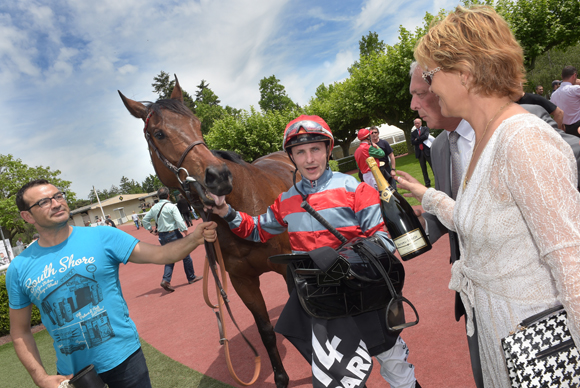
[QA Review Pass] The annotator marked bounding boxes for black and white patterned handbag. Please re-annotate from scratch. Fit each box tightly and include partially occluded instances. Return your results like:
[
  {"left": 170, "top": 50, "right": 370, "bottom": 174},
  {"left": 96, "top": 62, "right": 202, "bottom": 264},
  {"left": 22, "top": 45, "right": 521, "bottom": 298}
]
[{"left": 501, "top": 305, "right": 580, "bottom": 387}]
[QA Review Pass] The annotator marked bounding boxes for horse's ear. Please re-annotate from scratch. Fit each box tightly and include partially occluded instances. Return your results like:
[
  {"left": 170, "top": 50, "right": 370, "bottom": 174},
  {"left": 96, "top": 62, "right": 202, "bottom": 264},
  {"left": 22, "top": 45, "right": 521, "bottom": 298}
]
[
  {"left": 118, "top": 91, "right": 148, "bottom": 120},
  {"left": 170, "top": 74, "right": 184, "bottom": 102}
]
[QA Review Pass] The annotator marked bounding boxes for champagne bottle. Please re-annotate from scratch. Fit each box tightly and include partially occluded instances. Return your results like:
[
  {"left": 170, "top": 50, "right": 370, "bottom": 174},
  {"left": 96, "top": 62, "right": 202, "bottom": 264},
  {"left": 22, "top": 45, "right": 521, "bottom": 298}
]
[{"left": 366, "top": 157, "right": 431, "bottom": 260}]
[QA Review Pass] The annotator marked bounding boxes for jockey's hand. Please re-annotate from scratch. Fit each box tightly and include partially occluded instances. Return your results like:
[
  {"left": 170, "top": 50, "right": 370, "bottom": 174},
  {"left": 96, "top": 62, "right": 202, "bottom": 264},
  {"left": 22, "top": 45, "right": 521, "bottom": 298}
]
[{"left": 204, "top": 199, "right": 229, "bottom": 218}]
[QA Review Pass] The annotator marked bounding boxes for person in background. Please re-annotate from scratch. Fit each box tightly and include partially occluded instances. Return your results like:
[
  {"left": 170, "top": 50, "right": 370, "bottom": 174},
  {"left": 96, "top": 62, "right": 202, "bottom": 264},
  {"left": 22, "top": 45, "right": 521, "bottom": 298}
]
[
  {"left": 142, "top": 187, "right": 203, "bottom": 293},
  {"left": 398, "top": 6, "right": 580, "bottom": 386},
  {"left": 131, "top": 211, "right": 140, "bottom": 230},
  {"left": 516, "top": 90, "right": 564, "bottom": 129},
  {"left": 534, "top": 85, "right": 544, "bottom": 96},
  {"left": 550, "top": 66, "right": 580, "bottom": 138},
  {"left": 354, "top": 127, "right": 384, "bottom": 189},
  {"left": 410, "top": 118, "right": 433, "bottom": 187},
  {"left": 7, "top": 179, "right": 216, "bottom": 388},
  {"left": 369, "top": 126, "right": 397, "bottom": 188},
  {"left": 176, "top": 194, "right": 193, "bottom": 227}
]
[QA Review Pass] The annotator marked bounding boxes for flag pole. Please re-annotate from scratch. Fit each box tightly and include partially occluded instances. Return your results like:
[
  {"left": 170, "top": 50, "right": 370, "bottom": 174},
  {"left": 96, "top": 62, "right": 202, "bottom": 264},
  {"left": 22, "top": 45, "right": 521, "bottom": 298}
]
[{"left": 93, "top": 186, "right": 107, "bottom": 222}]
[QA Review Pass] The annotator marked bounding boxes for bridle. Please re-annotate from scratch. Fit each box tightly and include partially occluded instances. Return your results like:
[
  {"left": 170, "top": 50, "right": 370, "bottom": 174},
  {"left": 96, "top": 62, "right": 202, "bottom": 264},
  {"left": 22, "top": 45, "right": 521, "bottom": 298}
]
[{"left": 143, "top": 110, "right": 207, "bottom": 178}]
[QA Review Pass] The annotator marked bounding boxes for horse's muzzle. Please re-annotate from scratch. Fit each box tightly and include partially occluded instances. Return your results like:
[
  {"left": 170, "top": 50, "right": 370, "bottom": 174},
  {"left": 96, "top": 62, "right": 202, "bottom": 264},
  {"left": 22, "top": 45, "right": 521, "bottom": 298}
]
[{"left": 204, "top": 164, "right": 233, "bottom": 197}]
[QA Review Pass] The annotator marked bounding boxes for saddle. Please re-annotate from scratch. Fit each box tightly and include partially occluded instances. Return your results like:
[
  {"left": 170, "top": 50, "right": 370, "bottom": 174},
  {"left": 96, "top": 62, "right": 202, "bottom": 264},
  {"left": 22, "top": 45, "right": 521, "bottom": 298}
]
[{"left": 270, "top": 235, "right": 417, "bottom": 330}]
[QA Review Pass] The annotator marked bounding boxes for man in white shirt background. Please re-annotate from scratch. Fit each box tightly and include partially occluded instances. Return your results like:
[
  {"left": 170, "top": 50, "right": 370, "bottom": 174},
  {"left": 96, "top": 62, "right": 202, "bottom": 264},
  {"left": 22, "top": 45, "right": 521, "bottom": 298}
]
[{"left": 550, "top": 66, "right": 580, "bottom": 138}]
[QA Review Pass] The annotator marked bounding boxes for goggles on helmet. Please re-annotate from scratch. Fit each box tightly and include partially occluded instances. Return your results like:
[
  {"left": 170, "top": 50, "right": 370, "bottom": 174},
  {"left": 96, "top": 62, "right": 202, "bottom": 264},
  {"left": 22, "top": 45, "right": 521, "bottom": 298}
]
[{"left": 283, "top": 120, "right": 333, "bottom": 149}]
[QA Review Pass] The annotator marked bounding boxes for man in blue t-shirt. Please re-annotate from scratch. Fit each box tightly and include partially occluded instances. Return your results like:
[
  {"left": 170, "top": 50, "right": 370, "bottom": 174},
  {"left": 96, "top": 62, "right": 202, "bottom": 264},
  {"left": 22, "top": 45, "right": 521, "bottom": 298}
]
[{"left": 7, "top": 179, "right": 217, "bottom": 388}]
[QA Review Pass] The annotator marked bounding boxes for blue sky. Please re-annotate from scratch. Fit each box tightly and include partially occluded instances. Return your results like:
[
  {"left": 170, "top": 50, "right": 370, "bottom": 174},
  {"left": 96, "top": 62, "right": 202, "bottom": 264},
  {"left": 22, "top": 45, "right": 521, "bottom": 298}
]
[{"left": 1, "top": 0, "right": 458, "bottom": 199}]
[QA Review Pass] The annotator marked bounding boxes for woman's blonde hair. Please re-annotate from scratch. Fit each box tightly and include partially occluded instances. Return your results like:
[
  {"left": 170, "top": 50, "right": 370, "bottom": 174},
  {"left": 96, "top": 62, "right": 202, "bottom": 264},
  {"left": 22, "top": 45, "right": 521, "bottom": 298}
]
[{"left": 414, "top": 5, "right": 525, "bottom": 100}]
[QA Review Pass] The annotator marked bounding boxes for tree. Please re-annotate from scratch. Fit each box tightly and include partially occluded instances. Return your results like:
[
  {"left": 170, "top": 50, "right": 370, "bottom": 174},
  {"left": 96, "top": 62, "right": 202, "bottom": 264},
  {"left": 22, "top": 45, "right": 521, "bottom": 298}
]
[
  {"left": 0, "top": 154, "right": 76, "bottom": 243},
  {"left": 206, "top": 107, "right": 303, "bottom": 161},
  {"left": 195, "top": 80, "right": 221, "bottom": 106},
  {"left": 119, "top": 176, "right": 142, "bottom": 194},
  {"left": 306, "top": 16, "right": 436, "bottom": 156},
  {"left": 142, "top": 174, "right": 163, "bottom": 193},
  {"left": 526, "top": 42, "right": 580, "bottom": 94},
  {"left": 152, "top": 71, "right": 196, "bottom": 112},
  {"left": 463, "top": 0, "right": 580, "bottom": 71},
  {"left": 258, "top": 75, "right": 297, "bottom": 112},
  {"left": 348, "top": 31, "right": 386, "bottom": 74}
]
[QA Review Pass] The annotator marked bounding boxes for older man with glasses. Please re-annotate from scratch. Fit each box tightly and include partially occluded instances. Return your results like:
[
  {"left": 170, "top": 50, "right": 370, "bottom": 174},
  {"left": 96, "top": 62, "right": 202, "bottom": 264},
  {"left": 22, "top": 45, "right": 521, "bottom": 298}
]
[{"left": 6, "top": 179, "right": 217, "bottom": 388}]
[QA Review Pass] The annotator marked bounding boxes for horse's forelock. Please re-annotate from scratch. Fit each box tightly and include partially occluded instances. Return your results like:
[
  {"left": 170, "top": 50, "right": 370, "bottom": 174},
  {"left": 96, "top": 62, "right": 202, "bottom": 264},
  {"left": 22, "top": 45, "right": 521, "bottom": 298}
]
[{"left": 145, "top": 99, "right": 195, "bottom": 118}]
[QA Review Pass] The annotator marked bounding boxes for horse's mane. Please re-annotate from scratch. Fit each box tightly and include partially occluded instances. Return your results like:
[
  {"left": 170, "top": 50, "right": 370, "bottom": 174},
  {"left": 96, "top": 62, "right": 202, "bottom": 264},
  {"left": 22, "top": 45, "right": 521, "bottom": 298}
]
[
  {"left": 145, "top": 99, "right": 195, "bottom": 118},
  {"left": 211, "top": 150, "right": 246, "bottom": 165}
]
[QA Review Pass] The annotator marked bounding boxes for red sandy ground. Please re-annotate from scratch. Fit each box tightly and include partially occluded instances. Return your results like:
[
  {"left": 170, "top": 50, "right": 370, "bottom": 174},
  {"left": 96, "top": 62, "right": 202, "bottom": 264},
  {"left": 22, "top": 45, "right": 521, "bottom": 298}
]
[{"left": 118, "top": 215, "right": 475, "bottom": 387}]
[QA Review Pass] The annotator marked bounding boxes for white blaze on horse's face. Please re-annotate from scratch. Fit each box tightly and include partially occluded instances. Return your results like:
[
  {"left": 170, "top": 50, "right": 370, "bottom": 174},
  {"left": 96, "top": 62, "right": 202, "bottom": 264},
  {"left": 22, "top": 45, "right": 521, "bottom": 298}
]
[{"left": 291, "top": 142, "right": 328, "bottom": 181}]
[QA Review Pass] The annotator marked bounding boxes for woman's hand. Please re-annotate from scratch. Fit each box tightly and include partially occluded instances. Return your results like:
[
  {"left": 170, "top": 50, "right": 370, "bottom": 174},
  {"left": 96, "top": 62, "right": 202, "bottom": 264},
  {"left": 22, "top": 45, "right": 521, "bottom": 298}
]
[{"left": 395, "top": 170, "right": 429, "bottom": 203}]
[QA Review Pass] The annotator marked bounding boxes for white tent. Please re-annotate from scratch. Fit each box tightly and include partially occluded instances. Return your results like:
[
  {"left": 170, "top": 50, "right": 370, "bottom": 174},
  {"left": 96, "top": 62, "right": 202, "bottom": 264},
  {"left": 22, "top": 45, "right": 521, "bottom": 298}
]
[{"left": 350, "top": 124, "right": 405, "bottom": 146}]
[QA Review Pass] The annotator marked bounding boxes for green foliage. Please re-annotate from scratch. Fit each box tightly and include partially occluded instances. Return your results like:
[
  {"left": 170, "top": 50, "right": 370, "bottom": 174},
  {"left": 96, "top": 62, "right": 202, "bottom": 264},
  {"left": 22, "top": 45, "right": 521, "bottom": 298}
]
[
  {"left": 391, "top": 142, "right": 409, "bottom": 157},
  {"left": 348, "top": 31, "right": 386, "bottom": 73},
  {"left": 258, "top": 75, "right": 297, "bottom": 112},
  {"left": 119, "top": 176, "right": 143, "bottom": 194},
  {"left": 0, "top": 274, "right": 42, "bottom": 336},
  {"left": 194, "top": 80, "right": 226, "bottom": 135},
  {"left": 141, "top": 174, "right": 163, "bottom": 193},
  {"left": 0, "top": 154, "right": 76, "bottom": 243},
  {"left": 335, "top": 156, "right": 358, "bottom": 173},
  {"left": 328, "top": 160, "right": 339, "bottom": 172},
  {"left": 206, "top": 107, "right": 303, "bottom": 161},
  {"left": 152, "top": 71, "right": 196, "bottom": 112},
  {"left": 306, "top": 14, "right": 436, "bottom": 157},
  {"left": 495, "top": 0, "right": 580, "bottom": 71},
  {"left": 526, "top": 42, "right": 580, "bottom": 94}
]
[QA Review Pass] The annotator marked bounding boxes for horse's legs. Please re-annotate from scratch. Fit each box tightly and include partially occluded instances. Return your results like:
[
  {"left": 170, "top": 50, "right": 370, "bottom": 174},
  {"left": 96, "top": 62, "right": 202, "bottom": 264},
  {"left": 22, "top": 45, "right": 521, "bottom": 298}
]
[{"left": 229, "top": 274, "right": 289, "bottom": 388}]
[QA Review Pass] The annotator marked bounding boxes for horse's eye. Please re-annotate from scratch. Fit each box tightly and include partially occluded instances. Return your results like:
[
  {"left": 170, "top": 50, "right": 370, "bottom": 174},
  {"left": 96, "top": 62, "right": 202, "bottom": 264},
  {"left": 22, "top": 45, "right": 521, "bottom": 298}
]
[{"left": 153, "top": 131, "right": 165, "bottom": 140}]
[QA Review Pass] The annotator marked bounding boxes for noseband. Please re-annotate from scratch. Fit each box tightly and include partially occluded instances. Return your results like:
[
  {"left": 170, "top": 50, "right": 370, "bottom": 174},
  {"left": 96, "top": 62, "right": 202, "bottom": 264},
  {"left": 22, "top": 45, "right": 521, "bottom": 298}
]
[{"left": 143, "top": 110, "right": 207, "bottom": 177}]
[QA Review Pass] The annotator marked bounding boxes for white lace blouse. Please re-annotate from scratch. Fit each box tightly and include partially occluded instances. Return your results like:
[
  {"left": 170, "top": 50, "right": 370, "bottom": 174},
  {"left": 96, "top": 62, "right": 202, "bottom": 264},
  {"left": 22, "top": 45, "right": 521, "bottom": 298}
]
[{"left": 422, "top": 113, "right": 580, "bottom": 387}]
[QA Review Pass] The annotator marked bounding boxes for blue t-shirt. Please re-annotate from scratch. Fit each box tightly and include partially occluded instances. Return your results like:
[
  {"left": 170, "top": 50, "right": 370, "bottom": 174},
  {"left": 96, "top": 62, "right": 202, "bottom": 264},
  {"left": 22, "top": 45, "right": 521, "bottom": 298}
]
[{"left": 6, "top": 226, "right": 140, "bottom": 375}]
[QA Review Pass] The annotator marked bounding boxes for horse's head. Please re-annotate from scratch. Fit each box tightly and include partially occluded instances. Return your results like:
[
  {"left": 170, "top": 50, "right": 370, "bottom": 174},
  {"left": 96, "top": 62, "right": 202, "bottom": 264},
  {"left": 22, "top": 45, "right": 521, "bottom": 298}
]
[{"left": 118, "top": 75, "right": 232, "bottom": 206}]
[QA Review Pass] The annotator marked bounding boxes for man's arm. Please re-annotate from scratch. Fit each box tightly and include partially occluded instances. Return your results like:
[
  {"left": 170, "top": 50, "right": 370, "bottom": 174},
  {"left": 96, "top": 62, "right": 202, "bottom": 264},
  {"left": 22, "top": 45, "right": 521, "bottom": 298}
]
[
  {"left": 142, "top": 209, "right": 154, "bottom": 230},
  {"left": 128, "top": 221, "right": 217, "bottom": 264},
  {"left": 10, "top": 306, "right": 72, "bottom": 388},
  {"left": 551, "top": 107, "right": 564, "bottom": 130},
  {"left": 416, "top": 127, "right": 430, "bottom": 142},
  {"left": 389, "top": 152, "right": 396, "bottom": 176}
]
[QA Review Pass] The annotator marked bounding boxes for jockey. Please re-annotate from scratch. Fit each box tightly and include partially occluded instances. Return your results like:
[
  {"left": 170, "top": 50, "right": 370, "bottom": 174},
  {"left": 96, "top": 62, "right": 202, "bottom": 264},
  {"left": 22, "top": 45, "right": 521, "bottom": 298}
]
[{"left": 209, "top": 115, "right": 420, "bottom": 388}]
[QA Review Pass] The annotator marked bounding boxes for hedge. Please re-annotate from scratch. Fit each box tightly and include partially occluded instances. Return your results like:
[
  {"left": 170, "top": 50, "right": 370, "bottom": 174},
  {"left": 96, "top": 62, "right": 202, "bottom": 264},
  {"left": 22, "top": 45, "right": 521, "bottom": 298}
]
[
  {"left": 0, "top": 274, "right": 42, "bottom": 337},
  {"left": 391, "top": 142, "right": 408, "bottom": 157}
]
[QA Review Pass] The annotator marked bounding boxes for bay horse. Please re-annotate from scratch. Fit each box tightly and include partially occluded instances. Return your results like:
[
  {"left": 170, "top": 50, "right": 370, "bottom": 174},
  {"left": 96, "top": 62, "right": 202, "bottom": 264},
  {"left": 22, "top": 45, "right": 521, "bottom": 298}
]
[{"left": 119, "top": 77, "right": 294, "bottom": 387}]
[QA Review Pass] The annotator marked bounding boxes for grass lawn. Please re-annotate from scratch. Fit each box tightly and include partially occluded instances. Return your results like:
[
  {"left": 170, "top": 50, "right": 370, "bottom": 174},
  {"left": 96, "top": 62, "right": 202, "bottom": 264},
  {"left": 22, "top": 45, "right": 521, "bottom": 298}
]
[
  {"left": 0, "top": 330, "right": 232, "bottom": 388},
  {"left": 350, "top": 153, "right": 435, "bottom": 207}
]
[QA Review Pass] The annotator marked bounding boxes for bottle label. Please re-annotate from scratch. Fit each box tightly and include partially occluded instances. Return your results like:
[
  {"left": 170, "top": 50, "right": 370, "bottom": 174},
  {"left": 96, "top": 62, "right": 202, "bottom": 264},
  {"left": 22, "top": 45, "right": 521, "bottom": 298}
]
[
  {"left": 393, "top": 229, "right": 428, "bottom": 256},
  {"left": 380, "top": 188, "right": 393, "bottom": 203}
]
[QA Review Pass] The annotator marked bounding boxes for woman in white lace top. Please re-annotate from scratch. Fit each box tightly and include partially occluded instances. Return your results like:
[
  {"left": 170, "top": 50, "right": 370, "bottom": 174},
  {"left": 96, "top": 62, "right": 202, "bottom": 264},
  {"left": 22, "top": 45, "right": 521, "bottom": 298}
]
[{"left": 397, "top": 5, "right": 580, "bottom": 387}]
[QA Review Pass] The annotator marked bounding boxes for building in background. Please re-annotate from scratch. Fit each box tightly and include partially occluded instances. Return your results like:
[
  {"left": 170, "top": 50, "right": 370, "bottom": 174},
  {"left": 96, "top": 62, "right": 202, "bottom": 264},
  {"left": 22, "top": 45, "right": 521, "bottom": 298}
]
[{"left": 69, "top": 192, "right": 158, "bottom": 227}]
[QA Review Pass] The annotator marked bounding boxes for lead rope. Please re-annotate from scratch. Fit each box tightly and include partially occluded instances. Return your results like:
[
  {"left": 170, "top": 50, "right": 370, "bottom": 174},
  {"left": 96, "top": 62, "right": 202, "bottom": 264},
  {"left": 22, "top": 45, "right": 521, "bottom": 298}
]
[{"left": 179, "top": 178, "right": 260, "bottom": 385}]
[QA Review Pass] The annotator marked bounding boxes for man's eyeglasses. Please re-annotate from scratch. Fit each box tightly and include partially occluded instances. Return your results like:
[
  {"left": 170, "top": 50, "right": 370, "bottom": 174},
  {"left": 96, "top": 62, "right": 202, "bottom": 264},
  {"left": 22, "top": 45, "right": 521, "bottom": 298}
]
[
  {"left": 27, "top": 192, "right": 66, "bottom": 211},
  {"left": 422, "top": 67, "right": 441, "bottom": 86}
]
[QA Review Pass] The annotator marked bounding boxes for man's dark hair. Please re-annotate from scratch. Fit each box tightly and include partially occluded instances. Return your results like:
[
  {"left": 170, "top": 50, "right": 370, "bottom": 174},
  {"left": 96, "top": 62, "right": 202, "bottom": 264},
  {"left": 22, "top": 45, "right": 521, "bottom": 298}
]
[
  {"left": 16, "top": 179, "right": 51, "bottom": 211},
  {"left": 157, "top": 187, "right": 170, "bottom": 199},
  {"left": 535, "top": 85, "right": 543, "bottom": 92},
  {"left": 562, "top": 66, "right": 577, "bottom": 80}
]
